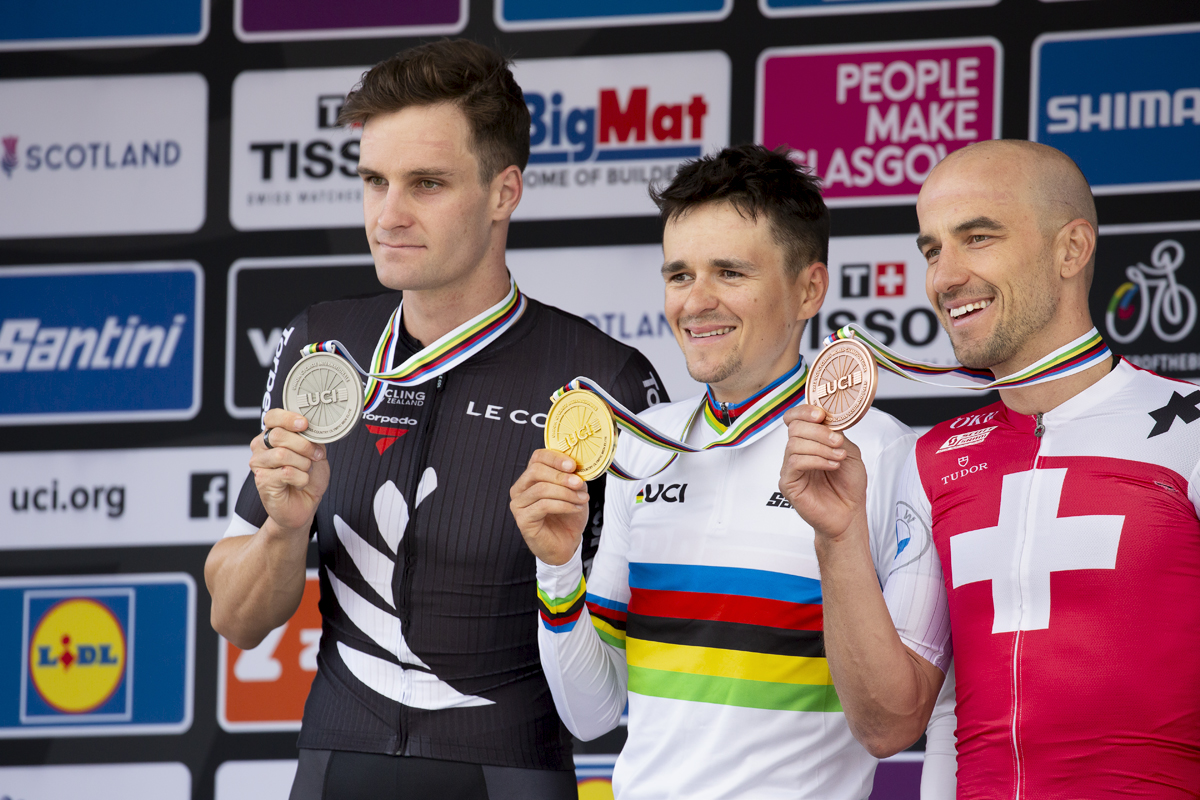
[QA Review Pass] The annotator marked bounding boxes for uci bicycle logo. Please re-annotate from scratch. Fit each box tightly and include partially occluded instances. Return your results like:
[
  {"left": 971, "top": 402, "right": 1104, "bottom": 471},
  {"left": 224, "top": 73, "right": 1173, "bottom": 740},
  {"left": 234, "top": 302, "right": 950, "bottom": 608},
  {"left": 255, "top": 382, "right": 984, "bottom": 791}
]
[
  {"left": 1106, "top": 240, "right": 1197, "bottom": 344},
  {"left": 27, "top": 597, "right": 128, "bottom": 716},
  {"left": 635, "top": 483, "right": 688, "bottom": 504}
]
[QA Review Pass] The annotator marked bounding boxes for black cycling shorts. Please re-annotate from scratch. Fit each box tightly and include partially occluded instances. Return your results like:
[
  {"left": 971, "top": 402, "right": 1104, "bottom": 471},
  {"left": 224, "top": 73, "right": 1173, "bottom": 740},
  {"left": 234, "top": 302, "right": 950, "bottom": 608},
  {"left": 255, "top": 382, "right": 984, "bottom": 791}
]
[{"left": 288, "top": 749, "right": 579, "bottom": 800}]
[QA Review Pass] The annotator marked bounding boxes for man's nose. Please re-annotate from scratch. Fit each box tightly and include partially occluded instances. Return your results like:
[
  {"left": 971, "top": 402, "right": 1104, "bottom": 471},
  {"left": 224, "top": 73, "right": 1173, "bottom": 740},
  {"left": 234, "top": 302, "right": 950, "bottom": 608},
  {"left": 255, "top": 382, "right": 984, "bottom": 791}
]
[
  {"left": 376, "top": 186, "right": 413, "bottom": 230},
  {"left": 929, "top": 246, "right": 970, "bottom": 298},
  {"left": 681, "top": 273, "right": 721, "bottom": 316}
]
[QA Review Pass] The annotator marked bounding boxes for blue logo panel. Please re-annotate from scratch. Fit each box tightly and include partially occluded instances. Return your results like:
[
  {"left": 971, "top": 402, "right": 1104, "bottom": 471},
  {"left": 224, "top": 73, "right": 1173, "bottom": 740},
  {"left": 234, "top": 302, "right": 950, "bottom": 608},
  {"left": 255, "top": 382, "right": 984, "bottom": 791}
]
[
  {"left": 498, "top": 0, "right": 729, "bottom": 30},
  {"left": 0, "top": 263, "right": 203, "bottom": 425},
  {"left": 1033, "top": 25, "right": 1200, "bottom": 193},
  {"left": 0, "top": 0, "right": 207, "bottom": 49},
  {"left": 761, "top": 0, "right": 997, "bottom": 16},
  {"left": 0, "top": 574, "right": 194, "bottom": 738}
]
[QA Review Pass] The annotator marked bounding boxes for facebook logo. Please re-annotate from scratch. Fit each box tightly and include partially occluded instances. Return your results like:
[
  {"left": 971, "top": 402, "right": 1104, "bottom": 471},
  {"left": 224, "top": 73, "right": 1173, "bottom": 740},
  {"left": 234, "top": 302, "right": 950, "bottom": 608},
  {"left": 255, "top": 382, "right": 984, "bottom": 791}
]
[{"left": 189, "top": 473, "right": 229, "bottom": 519}]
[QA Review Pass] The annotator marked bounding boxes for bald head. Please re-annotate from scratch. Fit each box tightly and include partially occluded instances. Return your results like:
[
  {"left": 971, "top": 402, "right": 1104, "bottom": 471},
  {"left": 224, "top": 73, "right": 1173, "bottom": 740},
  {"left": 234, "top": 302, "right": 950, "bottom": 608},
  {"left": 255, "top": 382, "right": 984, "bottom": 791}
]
[{"left": 931, "top": 139, "right": 1097, "bottom": 234}]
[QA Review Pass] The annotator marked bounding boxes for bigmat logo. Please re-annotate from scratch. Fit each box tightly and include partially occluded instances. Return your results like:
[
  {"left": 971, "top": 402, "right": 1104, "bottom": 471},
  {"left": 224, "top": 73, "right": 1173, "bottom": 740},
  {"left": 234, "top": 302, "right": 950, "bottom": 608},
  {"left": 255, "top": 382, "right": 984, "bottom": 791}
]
[
  {"left": 761, "top": 0, "right": 996, "bottom": 17},
  {"left": 236, "top": 0, "right": 465, "bottom": 42},
  {"left": 0, "top": 574, "right": 193, "bottom": 738},
  {"left": 758, "top": 38, "right": 1001, "bottom": 206},
  {"left": 510, "top": 52, "right": 730, "bottom": 220},
  {"left": 496, "top": 0, "right": 730, "bottom": 32},
  {"left": 0, "top": 763, "right": 191, "bottom": 800},
  {"left": 226, "top": 256, "right": 388, "bottom": 418},
  {"left": 0, "top": 74, "right": 207, "bottom": 238},
  {"left": 1092, "top": 221, "right": 1200, "bottom": 380},
  {"left": 574, "top": 755, "right": 616, "bottom": 799},
  {"left": 219, "top": 571, "right": 320, "bottom": 732},
  {"left": 0, "top": 263, "right": 202, "bottom": 425},
  {"left": 1031, "top": 24, "right": 1200, "bottom": 195},
  {"left": 230, "top": 67, "right": 369, "bottom": 231},
  {"left": 0, "top": 0, "right": 207, "bottom": 52}
]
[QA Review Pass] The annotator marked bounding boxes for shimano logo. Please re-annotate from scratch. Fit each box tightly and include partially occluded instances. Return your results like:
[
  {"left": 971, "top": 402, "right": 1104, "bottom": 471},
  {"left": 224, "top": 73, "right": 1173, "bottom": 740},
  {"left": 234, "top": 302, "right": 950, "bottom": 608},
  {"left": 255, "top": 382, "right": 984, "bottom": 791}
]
[
  {"left": 0, "top": 315, "right": 187, "bottom": 373},
  {"left": 1046, "top": 89, "right": 1200, "bottom": 134}
]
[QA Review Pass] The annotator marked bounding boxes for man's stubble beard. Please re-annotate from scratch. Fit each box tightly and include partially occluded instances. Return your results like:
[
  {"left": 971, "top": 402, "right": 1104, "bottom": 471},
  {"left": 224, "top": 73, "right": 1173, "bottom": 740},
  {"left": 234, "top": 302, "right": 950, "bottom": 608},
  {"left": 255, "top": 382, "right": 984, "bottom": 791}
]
[
  {"left": 686, "top": 345, "right": 743, "bottom": 387},
  {"left": 947, "top": 255, "right": 1060, "bottom": 371}
]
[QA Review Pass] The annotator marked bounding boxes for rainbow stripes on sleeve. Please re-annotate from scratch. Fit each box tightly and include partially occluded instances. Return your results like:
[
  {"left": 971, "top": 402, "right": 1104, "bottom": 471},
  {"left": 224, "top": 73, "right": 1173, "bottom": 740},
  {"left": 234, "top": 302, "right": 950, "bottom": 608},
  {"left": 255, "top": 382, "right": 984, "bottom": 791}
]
[
  {"left": 586, "top": 594, "right": 628, "bottom": 649},
  {"left": 624, "top": 563, "right": 842, "bottom": 713},
  {"left": 538, "top": 576, "right": 586, "bottom": 633}
]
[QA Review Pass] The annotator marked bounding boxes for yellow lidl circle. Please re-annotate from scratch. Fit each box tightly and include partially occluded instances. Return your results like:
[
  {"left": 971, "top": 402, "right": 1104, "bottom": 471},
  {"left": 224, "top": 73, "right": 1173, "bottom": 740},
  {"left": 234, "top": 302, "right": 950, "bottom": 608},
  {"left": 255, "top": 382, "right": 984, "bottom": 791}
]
[
  {"left": 577, "top": 778, "right": 615, "bottom": 800},
  {"left": 29, "top": 598, "right": 126, "bottom": 713}
]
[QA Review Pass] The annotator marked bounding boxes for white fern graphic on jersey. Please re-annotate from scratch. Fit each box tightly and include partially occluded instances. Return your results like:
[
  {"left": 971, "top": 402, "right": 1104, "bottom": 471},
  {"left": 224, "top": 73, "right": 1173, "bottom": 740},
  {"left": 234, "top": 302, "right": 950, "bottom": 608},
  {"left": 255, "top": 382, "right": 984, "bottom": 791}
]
[{"left": 331, "top": 467, "right": 492, "bottom": 709}]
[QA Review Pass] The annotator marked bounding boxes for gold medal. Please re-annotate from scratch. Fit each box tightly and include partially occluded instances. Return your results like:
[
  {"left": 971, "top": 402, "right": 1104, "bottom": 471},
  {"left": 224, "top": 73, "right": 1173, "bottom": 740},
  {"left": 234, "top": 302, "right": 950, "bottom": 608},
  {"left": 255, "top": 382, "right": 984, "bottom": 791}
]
[
  {"left": 544, "top": 390, "right": 617, "bottom": 481},
  {"left": 808, "top": 337, "right": 878, "bottom": 431}
]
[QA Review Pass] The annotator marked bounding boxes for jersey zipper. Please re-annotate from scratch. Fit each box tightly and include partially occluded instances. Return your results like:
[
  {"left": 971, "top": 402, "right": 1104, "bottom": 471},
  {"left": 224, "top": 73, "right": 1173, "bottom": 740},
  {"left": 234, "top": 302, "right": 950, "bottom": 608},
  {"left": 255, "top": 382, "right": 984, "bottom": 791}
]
[
  {"left": 1010, "top": 413, "right": 1045, "bottom": 796},
  {"left": 396, "top": 372, "right": 447, "bottom": 755}
]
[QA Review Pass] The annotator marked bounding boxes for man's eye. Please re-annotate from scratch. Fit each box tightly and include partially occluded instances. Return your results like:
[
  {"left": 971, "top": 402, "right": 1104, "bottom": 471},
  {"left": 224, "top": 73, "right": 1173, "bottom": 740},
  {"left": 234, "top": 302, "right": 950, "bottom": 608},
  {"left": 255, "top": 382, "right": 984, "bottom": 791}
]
[
  {"left": 366, "top": 176, "right": 385, "bottom": 187},
  {"left": 926, "top": 248, "right": 940, "bottom": 259},
  {"left": 419, "top": 179, "right": 440, "bottom": 190},
  {"left": 971, "top": 235, "right": 990, "bottom": 243}
]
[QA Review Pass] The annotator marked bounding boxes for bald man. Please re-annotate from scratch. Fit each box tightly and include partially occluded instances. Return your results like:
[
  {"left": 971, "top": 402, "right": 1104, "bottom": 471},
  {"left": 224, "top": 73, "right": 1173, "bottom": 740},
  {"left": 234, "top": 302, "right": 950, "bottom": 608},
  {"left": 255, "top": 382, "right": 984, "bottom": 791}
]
[{"left": 777, "top": 140, "right": 1200, "bottom": 797}]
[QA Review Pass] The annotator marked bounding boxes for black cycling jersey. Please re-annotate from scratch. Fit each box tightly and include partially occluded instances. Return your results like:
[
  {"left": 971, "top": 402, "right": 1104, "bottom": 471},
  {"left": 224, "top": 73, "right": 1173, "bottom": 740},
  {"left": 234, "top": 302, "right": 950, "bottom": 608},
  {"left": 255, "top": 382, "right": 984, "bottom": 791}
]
[{"left": 232, "top": 292, "right": 666, "bottom": 771}]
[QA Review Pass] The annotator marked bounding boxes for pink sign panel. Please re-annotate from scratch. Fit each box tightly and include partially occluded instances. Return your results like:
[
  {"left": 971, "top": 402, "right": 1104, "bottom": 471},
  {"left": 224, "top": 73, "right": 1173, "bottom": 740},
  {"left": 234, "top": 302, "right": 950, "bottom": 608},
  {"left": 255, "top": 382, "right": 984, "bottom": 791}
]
[{"left": 757, "top": 38, "right": 1002, "bottom": 206}]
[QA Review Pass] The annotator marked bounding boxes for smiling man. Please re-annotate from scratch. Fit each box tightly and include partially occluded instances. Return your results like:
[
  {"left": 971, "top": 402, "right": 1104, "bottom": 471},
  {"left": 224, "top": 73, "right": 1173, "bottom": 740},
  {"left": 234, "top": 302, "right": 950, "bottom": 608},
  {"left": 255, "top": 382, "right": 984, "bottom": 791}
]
[
  {"left": 780, "top": 139, "right": 1200, "bottom": 797},
  {"left": 509, "top": 145, "right": 917, "bottom": 799},
  {"left": 204, "top": 40, "right": 665, "bottom": 800}
]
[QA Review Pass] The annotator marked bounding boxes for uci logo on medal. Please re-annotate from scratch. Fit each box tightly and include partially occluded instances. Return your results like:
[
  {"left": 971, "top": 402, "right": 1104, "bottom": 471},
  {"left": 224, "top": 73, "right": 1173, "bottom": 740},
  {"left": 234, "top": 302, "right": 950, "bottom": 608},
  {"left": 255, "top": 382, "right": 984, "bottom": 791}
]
[{"left": 22, "top": 591, "right": 133, "bottom": 722}]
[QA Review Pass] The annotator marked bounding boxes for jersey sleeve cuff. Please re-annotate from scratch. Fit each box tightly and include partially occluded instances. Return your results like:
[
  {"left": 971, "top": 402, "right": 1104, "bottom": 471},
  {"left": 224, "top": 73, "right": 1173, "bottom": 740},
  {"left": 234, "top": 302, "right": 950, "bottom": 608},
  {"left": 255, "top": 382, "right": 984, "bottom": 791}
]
[
  {"left": 899, "top": 634, "right": 953, "bottom": 674},
  {"left": 222, "top": 513, "right": 259, "bottom": 539},
  {"left": 536, "top": 545, "right": 586, "bottom": 634}
]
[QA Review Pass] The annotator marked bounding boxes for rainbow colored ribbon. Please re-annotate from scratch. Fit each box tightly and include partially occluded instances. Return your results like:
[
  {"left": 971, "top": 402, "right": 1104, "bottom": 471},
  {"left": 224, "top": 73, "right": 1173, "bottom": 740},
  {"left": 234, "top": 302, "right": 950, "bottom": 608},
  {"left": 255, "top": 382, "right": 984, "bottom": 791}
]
[
  {"left": 824, "top": 325, "right": 1111, "bottom": 391},
  {"left": 302, "top": 279, "right": 527, "bottom": 415},
  {"left": 553, "top": 359, "right": 808, "bottom": 481}
]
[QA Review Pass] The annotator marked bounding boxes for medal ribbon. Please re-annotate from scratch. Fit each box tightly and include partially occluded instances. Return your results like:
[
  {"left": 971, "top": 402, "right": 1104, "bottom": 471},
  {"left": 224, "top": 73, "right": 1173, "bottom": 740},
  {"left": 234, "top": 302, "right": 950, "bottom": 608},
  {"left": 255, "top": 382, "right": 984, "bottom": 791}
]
[
  {"left": 302, "top": 279, "right": 527, "bottom": 414},
  {"left": 824, "top": 324, "right": 1111, "bottom": 391},
  {"left": 555, "top": 359, "right": 808, "bottom": 481}
]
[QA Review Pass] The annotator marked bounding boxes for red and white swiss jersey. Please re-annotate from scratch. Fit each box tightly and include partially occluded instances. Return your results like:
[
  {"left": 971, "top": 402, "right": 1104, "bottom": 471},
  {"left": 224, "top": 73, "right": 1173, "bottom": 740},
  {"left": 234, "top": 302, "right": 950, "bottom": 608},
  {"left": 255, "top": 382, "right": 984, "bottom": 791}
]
[{"left": 884, "top": 359, "right": 1200, "bottom": 798}]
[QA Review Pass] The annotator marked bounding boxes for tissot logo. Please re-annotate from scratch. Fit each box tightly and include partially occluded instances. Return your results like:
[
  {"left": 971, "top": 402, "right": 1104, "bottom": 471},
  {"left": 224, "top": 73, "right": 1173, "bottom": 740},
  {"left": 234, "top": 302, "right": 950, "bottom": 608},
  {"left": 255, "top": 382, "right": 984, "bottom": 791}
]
[
  {"left": 634, "top": 483, "right": 688, "bottom": 503},
  {"left": 840, "top": 262, "right": 907, "bottom": 298},
  {"left": 2, "top": 136, "right": 17, "bottom": 178},
  {"left": 765, "top": 491, "right": 792, "bottom": 508},
  {"left": 317, "top": 95, "right": 345, "bottom": 129},
  {"left": 190, "top": 473, "right": 229, "bottom": 519}
]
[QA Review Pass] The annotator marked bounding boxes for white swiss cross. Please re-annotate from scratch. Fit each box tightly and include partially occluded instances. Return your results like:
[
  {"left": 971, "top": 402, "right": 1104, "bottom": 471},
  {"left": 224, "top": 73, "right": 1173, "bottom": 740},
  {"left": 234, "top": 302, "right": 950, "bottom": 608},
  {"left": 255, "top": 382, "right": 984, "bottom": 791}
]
[
  {"left": 875, "top": 262, "right": 906, "bottom": 296},
  {"left": 949, "top": 467, "right": 1124, "bottom": 633}
]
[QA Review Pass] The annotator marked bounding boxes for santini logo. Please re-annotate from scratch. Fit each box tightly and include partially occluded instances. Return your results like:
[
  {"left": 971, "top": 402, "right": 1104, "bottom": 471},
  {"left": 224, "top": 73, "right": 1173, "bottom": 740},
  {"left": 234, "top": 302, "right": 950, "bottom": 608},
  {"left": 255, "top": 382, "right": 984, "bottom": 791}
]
[
  {"left": 635, "top": 483, "right": 688, "bottom": 504},
  {"left": 765, "top": 491, "right": 793, "bottom": 509},
  {"left": 0, "top": 315, "right": 188, "bottom": 373}
]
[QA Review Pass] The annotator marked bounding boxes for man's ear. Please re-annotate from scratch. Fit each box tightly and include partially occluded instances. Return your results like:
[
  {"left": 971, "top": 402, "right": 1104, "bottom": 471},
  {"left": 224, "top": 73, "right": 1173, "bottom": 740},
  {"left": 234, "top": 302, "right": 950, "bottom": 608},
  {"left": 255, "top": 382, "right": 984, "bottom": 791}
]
[
  {"left": 1058, "top": 218, "right": 1096, "bottom": 280},
  {"left": 798, "top": 262, "right": 830, "bottom": 320},
  {"left": 492, "top": 165, "right": 523, "bottom": 221}
]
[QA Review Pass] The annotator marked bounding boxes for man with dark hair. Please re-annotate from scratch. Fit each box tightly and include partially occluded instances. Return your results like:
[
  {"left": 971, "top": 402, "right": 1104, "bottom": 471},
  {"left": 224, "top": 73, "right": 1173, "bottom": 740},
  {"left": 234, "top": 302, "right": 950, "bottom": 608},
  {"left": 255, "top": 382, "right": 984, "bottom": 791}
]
[
  {"left": 205, "top": 39, "right": 666, "bottom": 800},
  {"left": 508, "top": 144, "right": 916, "bottom": 799}
]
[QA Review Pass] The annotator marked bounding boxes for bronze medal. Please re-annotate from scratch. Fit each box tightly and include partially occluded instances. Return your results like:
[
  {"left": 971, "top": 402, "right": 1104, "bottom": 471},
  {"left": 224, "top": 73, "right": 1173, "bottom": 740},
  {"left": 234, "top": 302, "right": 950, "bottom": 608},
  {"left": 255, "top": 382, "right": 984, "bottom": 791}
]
[
  {"left": 807, "top": 337, "right": 878, "bottom": 431},
  {"left": 544, "top": 390, "right": 618, "bottom": 481},
  {"left": 281, "top": 351, "right": 364, "bottom": 443}
]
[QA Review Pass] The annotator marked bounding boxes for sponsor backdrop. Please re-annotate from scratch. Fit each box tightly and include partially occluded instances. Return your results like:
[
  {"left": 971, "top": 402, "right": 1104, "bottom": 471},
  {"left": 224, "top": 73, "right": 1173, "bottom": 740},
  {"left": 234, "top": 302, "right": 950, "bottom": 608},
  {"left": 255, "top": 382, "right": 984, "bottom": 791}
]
[{"left": 0, "top": 1, "right": 1196, "bottom": 798}]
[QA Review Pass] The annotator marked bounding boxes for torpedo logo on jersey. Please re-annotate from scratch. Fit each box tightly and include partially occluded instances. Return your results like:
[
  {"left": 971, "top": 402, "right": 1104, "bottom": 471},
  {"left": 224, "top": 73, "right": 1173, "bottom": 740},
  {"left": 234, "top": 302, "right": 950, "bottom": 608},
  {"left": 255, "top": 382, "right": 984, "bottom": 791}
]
[
  {"left": 510, "top": 52, "right": 731, "bottom": 220},
  {"left": 0, "top": 263, "right": 202, "bottom": 425}
]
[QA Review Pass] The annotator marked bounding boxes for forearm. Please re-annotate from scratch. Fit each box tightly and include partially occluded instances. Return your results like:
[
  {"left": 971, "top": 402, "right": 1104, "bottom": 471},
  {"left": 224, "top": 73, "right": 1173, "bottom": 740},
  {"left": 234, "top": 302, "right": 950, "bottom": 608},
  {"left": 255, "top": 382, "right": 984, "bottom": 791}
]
[
  {"left": 817, "top": 518, "right": 942, "bottom": 757},
  {"left": 204, "top": 516, "right": 311, "bottom": 649},
  {"left": 536, "top": 550, "right": 628, "bottom": 741}
]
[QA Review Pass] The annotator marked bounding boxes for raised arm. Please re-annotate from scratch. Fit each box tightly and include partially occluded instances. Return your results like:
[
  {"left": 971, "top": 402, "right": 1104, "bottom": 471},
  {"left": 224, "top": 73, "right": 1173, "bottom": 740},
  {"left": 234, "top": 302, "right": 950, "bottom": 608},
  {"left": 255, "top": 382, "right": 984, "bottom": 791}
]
[
  {"left": 511, "top": 449, "right": 630, "bottom": 740},
  {"left": 204, "top": 408, "right": 329, "bottom": 650},
  {"left": 778, "top": 404, "right": 946, "bottom": 757}
]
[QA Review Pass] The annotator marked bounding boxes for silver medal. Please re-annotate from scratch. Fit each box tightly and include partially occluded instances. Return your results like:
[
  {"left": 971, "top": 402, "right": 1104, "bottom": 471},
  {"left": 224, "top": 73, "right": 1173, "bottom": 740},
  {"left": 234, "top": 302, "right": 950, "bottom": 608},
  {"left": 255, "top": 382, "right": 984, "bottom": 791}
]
[{"left": 281, "top": 352, "right": 364, "bottom": 443}]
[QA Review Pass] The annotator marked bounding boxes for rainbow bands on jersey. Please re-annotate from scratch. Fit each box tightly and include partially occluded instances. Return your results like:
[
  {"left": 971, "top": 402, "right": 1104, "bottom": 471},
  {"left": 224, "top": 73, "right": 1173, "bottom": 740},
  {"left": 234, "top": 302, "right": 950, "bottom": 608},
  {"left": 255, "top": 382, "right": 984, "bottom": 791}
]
[
  {"left": 824, "top": 324, "right": 1111, "bottom": 391},
  {"left": 302, "top": 279, "right": 527, "bottom": 415},
  {"left": 554, "top": 359, "right": 807, "bottom": 481}
]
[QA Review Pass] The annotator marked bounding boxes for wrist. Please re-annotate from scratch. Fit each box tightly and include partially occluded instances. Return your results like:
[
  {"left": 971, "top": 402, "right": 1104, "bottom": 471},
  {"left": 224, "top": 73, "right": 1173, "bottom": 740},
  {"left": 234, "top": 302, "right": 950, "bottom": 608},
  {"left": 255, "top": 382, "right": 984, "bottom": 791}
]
[{"left": 536, "top": 543, "right": 584, "bottom": 590}]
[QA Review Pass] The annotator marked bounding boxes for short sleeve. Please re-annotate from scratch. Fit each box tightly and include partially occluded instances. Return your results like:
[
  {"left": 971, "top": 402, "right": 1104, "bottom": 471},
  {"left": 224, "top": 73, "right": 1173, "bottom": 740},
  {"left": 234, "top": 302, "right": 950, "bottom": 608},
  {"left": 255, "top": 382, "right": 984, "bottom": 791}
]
[{"left": 882, "top": 445, "right": 952, "bottom": 672}]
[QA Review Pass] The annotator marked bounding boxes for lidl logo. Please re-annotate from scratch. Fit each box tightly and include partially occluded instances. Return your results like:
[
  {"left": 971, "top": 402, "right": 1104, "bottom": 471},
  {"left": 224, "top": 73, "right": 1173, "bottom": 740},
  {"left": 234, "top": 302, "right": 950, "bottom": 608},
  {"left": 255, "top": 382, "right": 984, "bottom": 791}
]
[
  {"left": 0, "top": 574, "right": 194, "bottom": 737},
  {"left": 27, "top": 595, "right": 130, "bottom": 719}
]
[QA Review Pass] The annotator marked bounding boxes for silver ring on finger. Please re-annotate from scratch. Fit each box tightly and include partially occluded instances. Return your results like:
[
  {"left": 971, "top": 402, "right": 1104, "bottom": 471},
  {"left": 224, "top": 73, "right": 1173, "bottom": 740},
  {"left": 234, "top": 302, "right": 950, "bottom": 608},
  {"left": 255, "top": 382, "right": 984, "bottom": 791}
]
[{"left": 263, "top": 428, "right": 275, "bottom": 449}]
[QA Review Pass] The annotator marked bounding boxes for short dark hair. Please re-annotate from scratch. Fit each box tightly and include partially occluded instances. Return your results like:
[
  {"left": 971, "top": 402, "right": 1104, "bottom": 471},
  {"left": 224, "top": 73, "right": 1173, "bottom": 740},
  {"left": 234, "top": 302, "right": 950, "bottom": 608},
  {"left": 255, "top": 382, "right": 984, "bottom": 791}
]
[
  {"left": 651, "top": 144, "right": 830, "bottom": 277},
  {"left": 338, "top": 39, "right": 530, "bottom": 184}
]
